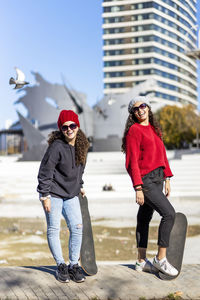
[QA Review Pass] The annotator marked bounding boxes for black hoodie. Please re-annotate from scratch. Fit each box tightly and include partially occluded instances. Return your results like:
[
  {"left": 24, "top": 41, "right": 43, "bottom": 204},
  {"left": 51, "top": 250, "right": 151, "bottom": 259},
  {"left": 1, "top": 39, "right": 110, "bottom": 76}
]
[{"left": 37, "top": 139, "right": 84, "bottom": 199}]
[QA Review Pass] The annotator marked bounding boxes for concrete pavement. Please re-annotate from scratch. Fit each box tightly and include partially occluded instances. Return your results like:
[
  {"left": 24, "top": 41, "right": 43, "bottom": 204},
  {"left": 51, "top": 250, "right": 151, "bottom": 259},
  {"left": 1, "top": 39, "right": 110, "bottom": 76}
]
[
  {"left": 0, "top": 264, "right": 200, "bottom": 300},
  {"left": 0, "top": 153, "right": 200, "bottom": 299}
]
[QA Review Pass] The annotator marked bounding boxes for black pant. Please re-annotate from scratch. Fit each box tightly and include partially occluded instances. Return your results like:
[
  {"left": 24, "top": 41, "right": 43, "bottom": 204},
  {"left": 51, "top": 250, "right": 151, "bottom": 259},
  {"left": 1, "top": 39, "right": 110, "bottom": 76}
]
[{"left": 136, "top": 167, "right": 175, "bottom": 248}]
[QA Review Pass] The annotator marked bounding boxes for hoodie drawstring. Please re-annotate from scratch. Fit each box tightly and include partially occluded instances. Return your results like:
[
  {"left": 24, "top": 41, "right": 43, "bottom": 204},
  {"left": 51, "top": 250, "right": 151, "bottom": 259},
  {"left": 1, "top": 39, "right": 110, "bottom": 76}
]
[{"left": 69, "top": 144, "right": 75, "bottom": 169}]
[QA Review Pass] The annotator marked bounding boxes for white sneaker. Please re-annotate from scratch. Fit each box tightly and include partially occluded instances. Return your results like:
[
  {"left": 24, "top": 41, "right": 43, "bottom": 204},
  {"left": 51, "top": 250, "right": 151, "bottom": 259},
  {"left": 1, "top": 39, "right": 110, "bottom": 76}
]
[
  {"left": 153, "top": 256, "right": 178, "bottom": 276},
  {"left": 135, "top": 258, "right": 157, "bottom": 273}
]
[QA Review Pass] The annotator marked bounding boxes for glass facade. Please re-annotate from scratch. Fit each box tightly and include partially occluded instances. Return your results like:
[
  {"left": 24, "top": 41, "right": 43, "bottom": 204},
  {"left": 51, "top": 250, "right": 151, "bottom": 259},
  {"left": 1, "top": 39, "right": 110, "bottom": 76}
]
[{"left": 102, "top": 0, "right": 198, "bottom": 107}]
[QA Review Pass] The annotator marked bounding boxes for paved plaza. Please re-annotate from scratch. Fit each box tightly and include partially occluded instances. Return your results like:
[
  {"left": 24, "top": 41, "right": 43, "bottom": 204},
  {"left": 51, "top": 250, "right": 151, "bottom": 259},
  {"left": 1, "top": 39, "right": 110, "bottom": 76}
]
[
  {"left": 0, "top": 152, "right": 200, "bottom": 299},
  {"left": 0, "top": 264, "right": 200, "bottom": 300}
]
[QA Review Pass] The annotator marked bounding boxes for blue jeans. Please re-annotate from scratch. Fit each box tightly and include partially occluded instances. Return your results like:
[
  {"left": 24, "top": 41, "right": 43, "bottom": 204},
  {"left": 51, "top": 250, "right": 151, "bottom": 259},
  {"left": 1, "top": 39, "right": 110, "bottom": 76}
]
[{"left": 44, "top": 196, "right": 83, "bottom": 266}]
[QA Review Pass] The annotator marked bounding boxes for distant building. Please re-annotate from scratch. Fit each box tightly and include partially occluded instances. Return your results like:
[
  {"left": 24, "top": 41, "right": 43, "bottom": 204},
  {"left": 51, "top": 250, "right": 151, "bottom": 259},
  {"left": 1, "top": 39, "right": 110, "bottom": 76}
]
[
  {"left": 102, "top": 0, "right": 198, "bottom": 108},
  {"left": 0, "top": 122, "right": 26, "bottom": 155}
]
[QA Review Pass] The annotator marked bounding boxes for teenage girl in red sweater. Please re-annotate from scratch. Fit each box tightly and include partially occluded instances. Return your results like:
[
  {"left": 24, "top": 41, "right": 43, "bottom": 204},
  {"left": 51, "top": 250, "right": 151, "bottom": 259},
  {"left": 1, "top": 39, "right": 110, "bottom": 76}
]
[{"left": 122, "top": 96, "right": 178, "bottom": 276}]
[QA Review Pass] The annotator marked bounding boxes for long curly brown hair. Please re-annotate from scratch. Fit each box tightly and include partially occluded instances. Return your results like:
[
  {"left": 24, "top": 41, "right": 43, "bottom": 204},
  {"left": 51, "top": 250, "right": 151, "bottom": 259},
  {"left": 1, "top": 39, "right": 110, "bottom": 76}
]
[
  {"left": 48, "top": 129, "right": 90, "bottom": 165},
  {"left": 121, "top": 105, "right": 162, "bottom": 153}
]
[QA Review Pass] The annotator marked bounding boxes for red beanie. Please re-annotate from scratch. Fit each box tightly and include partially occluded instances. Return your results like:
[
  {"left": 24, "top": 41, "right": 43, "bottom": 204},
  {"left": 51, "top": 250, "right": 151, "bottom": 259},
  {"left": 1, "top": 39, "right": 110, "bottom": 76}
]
[{"left": 57, "top": 110, "right": 80, "bottom": 129}]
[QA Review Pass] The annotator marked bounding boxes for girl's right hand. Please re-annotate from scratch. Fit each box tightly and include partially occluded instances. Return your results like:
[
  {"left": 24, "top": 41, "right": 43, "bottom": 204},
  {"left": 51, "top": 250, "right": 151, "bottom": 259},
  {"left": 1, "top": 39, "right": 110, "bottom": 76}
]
[
  {"left": 135, "top": 190, "right": 144, "bottom": 206},
  {"left": 42, "top": 198, "right": 51, "bottom": 212}
]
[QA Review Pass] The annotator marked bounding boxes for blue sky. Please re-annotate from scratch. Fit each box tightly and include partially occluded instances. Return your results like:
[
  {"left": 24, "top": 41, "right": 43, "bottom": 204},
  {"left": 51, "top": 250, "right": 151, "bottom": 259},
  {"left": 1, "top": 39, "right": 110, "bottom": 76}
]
[
  {"left": 0, "top": 0, "right": 199, "bottom": 129},
  {"left": 0, "top": 0, "right": 102, "bottom": 129}
]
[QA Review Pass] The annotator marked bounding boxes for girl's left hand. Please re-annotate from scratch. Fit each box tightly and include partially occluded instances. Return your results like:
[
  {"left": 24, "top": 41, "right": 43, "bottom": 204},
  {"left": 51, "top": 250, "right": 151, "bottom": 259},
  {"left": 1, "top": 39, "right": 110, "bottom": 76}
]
[
  {"left": 165, "top": 180, "right": 171, "bottom": 198},
  {"left": 80, "top": 188, "right": 86, "bottom": 197}
]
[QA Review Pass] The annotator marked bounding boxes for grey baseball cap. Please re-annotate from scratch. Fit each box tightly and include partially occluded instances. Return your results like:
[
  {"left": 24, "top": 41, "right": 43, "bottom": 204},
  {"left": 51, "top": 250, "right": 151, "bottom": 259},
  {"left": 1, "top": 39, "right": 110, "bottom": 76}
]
[{"left": 128, "top": 96, "right": 150, "bottom": 113}]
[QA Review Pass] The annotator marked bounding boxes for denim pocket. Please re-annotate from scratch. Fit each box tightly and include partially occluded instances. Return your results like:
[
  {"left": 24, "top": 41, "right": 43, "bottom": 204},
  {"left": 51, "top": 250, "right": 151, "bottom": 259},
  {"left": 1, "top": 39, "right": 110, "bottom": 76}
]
[
  {"left": 142, "top": 176, "right": 152, "bottom": 192},
  {"left": 142, "top": 167, "right": 164, "bottom": 190},
  {"left": 142, "top": 176, "right": 151, "bottom": 185},
  {"left": 151, "top": 168, "right": 164, "bottom": 183}
]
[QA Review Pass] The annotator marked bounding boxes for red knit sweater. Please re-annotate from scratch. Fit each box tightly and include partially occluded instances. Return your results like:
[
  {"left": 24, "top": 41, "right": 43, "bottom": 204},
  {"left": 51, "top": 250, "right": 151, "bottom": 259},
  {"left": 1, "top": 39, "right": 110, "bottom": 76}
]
[{"left": 125, "top": 123, "right": 173, "bottom": 187}]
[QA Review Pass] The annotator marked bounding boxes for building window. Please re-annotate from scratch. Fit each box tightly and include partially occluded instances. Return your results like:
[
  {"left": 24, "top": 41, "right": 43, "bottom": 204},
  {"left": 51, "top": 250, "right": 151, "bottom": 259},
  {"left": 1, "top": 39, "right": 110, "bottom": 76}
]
[
  {"left": 155, "top": 92, "right": 178, "bottom": 101},
  {"left": 103, "top": 17, "right": 125, "bottom": 24},
  {"left": 104, "top": 71, "right": 125, "bottom": 77},
  {"left": 104, "top": 83, "right": 125, "bottom": 89}
]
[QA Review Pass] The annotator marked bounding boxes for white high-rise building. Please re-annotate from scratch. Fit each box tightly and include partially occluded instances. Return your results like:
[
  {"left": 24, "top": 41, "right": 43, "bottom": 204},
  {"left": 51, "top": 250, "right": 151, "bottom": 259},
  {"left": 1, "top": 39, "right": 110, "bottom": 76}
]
[{"left": 102, "top": 0, "right": 198, "bottom": 107}]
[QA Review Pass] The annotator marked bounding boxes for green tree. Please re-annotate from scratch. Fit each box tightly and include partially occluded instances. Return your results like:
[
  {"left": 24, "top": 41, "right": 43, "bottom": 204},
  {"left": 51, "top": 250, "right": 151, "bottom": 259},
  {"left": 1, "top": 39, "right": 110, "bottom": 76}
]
[{"left": 156, "top": 104, "right": 200, "bottom": 149}]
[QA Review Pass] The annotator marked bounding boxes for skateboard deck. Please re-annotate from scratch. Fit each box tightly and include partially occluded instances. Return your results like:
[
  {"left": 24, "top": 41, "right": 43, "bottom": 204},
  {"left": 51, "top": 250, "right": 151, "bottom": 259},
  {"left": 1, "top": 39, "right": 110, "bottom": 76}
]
[
  {"left": 159, "top": 212, "right": 187, "bottom": 280},
  {"left": 79, "top": 194, "right": 98, "bottom": 276}
]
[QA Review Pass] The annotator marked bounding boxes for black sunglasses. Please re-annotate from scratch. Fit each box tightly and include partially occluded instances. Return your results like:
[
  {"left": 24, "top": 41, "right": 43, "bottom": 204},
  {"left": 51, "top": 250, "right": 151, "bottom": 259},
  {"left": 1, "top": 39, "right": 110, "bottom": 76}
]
[
  {"left": 132, "top": 103, "right": 147, "bottom": 113},
  {"left": 61, "top": 123, "right": 77, "bottom": 131}
]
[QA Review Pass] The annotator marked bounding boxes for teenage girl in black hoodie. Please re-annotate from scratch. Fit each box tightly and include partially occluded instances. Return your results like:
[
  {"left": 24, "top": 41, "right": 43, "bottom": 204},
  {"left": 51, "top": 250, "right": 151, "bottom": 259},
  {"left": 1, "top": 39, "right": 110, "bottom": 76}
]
[{"left": 37, "top": 110, "right": 89, "bottom": 283}]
